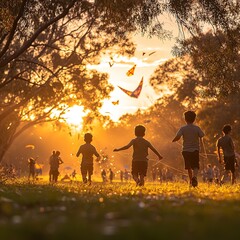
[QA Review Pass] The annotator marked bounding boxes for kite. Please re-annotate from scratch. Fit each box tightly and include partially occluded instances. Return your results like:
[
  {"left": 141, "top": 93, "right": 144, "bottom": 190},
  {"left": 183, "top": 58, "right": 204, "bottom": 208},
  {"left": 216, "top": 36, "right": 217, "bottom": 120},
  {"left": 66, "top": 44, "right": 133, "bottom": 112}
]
[
  {"left": 148, "top": 51, "right": 156, "bottom": 56},
  {"left": 126, "top": 64, "right": 136, "bottom": 76},
  {"left": 112, "top": 100, "right": 119, "bottom": 105},
  {"left": 109, "top": 61, "right": 114, "bottom": 67},
  {"left": 109, "top": 57, "right": 114, "bottom": 67},
  {"left": 118, "top": 77, "right": 143, "bottom": 98},
  {"left": 65, "top": 166, "right": 72, "bottom": 170},
  {"left": 25, "top": 144, "right": 35, "bottom": 149},
  {"left": 143, "top": 119, "right": 151, "bottom": 124}
]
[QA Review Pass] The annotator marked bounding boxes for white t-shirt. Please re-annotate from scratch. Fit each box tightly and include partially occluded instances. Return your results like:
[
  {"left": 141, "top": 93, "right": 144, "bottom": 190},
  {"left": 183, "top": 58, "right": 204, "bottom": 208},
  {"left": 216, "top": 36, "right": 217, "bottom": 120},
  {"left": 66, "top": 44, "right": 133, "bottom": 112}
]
[{"left": 176, "top": 124, "right": 205, "bottom": 152}]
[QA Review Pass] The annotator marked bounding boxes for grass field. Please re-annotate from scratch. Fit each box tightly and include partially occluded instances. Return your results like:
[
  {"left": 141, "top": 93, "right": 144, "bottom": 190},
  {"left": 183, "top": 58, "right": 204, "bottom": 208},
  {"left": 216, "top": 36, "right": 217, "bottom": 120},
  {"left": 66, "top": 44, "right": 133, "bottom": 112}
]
[{"left": 1, "top": 178, "right": 240, "bottom": 240}]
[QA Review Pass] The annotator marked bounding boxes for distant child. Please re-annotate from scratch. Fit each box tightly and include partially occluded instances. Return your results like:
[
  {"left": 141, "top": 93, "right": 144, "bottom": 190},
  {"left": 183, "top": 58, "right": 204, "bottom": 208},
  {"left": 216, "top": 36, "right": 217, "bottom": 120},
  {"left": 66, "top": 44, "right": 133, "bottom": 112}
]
[
  {"left": 114, "top": 125, "right": 163, "bottom": 186},
  {"left": 172, "top": 111, "right": 204, "bottom": 187},
  {"left": 49, "top": 151, "right": 63, "bottom": 182},
  {"left": 213, "top": 165, "right": 220, "bottom": 184},
  {"left": 206, "top": 164, "right": 214, "bottom": 183},
  {"left": 49, "top": 151, "right": 56, "bottom": 182},
  {"left": 71, "top": 169, "right": 77, "bottom": 180},
  {"left": 109, "top": 168, "right": 114, "bottom": 183},
  {"left": 28, "top": 157, "right": 36, "bottom": 180},
  {"left": 216, "top": 124, "right": 237, "bottom": 185},
  {"left": 101, "top": 169, "right": 107, "bottom": 182},
  {"left": 76, "top": 133, "right": 100, "bottom": 184}
]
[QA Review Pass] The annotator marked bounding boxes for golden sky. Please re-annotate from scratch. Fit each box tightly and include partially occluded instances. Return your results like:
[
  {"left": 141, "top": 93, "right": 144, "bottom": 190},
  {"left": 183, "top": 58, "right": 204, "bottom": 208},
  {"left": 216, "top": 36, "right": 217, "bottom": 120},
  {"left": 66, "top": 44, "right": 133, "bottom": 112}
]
[
  {"left": 96, "top": 14, "right": 179, "bottom": 121},
  {"left": 97, "top": 34, "right": 177, "bottom": 121},
  {"left": 62, "top": 16, "right": 179, "bottom": 125}
]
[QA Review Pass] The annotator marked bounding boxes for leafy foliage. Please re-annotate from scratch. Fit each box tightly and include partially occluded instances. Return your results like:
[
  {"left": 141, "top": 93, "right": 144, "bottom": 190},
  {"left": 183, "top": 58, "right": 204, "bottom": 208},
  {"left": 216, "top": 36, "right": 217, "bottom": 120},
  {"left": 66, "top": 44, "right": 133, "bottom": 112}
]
[
  {"left": 0, "top": 0, "right": 166, "bottom": 161},
  {"left": 173, "top": 31, "right": 240, "bottom": 97}
]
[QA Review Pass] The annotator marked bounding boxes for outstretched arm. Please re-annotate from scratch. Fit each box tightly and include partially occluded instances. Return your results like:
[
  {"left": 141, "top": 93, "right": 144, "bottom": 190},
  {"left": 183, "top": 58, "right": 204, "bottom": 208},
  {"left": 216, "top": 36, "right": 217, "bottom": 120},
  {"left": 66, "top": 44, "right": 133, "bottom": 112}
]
[
  {"left": 149, "top": 144, "right": 163, "bottom": 160},
  {"left": 114, "top": 141, "right": 133, "bottom": 152},
  {"left": 172, "top": 135, "right": 181, "bottom": 142},
  {"left": 76, "top": 147, "right": 81, "bottom": 157},
  {"left": 217, "top": 146, "right": 222, "bottom": 163},
  {"left": 94, "top": 149, "right": 101, "bottom": 162},
  {"left": 96, "top": 155, "right": 101, "bottom": 162},
  {"left": 172, "top": 128, "right": 182, "bottom": 142}
]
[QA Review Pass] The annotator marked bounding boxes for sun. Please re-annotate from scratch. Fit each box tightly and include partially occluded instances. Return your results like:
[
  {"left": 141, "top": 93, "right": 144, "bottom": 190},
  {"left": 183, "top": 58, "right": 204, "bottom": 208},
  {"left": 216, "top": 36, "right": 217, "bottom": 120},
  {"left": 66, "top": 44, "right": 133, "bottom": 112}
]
[{"left": 62, "top": 105, "right": 87, "bottom": 129}]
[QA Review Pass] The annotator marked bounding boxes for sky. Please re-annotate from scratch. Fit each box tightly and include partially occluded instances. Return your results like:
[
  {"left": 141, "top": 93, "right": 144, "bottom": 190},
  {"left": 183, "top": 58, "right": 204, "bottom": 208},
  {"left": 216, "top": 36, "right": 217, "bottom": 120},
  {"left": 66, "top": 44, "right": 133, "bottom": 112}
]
[
  {"left": 62, "top": 15, "right": 180, "bottom": 126},
  {"left": 96, "top": 18, "right": 179, "bottom": 121}
]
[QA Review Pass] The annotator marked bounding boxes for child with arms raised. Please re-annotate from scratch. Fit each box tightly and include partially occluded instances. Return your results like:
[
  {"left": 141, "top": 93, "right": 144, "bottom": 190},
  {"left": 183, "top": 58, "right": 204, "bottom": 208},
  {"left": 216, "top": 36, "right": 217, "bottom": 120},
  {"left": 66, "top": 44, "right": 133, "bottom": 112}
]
[{"left": 114, "top": 125, "right": 162, "bottom": 186}]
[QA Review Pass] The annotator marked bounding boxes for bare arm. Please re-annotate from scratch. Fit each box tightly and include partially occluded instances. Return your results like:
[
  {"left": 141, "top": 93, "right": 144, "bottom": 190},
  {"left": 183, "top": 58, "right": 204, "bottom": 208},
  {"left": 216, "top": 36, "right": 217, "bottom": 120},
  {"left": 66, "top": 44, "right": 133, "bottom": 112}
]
[
  {"left": 59, "top": 158, "right": 64, "bottom": 164},
  {"left": 114, "top": 141, "right": 133, "bottom": 152},
  {"left": 200, "top": 137, "right": 204, "bottom": 152},
  {"left": 149, "top": 144, "right": 163, "bottom": 160},
  {"left": 76, "top": 147, "right": 81, "bottom": 157},
  {"left": 217, "top": 146, "right": 222, "bottom": 163},
  {"left": 94, "top": 149, "right": 101, "bottom": 162},
  {"left": 172, "top": 135, "right": 181, "bottom": 142},
  {"left": 96, "top": 155, "right": 101, "bottom": 162}
]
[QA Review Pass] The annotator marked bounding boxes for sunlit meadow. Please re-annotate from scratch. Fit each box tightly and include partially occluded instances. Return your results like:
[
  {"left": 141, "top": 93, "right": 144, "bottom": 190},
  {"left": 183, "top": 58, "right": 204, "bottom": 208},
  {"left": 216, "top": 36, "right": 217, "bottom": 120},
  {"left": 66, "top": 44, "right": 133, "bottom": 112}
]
[{"left": 1, "top": 179, "right": 240, "bottom": 240}]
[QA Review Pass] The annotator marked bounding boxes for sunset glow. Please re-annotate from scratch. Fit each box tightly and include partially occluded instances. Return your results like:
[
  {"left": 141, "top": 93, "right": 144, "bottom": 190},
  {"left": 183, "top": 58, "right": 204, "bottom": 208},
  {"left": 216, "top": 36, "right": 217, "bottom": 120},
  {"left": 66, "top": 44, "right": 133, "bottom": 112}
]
[{"left": 62, "top": 105, "right": 87, "bottom": 129}]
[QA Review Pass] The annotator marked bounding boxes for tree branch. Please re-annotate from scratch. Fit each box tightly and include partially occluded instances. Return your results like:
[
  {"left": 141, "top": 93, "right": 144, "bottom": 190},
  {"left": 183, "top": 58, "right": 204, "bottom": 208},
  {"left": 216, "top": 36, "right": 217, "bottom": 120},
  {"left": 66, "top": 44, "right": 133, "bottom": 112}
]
[
  {"left": 0, "top": 0, "right": 76, "bottom": 68},
  {"left": 0, "top": 0, "right": 28, "bottom": 59}
]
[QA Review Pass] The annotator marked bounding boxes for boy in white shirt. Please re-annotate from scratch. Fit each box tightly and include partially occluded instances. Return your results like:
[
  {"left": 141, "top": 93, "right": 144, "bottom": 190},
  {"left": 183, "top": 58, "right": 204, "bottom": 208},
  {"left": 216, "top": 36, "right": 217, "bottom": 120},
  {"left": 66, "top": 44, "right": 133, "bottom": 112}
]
[{"left": 172, "top": 111, "right": 204, "bottom": 187}]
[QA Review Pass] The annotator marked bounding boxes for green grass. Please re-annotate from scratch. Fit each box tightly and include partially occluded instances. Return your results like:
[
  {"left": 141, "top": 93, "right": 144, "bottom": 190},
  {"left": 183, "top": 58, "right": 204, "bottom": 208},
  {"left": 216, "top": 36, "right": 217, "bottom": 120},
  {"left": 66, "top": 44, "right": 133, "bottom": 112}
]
[{"left": 1, "top": 179, "right": 240, "bottom": 240}]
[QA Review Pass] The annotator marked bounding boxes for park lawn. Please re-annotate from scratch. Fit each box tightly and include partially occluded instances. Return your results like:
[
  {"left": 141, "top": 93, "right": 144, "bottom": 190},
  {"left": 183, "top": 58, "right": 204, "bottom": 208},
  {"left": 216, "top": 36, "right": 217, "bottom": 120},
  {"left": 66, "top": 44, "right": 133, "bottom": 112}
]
[{"left": 1, "top": 179, "right": 240, "bottom": 240}]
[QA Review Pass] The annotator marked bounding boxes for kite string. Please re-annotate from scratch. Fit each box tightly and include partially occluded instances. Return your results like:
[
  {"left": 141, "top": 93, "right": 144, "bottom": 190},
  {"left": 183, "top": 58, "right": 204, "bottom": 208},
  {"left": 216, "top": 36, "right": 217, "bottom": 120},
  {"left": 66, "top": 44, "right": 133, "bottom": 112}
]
[
  {"left": 150, "top": 159, "right": 187, "bottom": 175},
  {"left": 114, "top": 150, "right": 186, "bottom": 175}
]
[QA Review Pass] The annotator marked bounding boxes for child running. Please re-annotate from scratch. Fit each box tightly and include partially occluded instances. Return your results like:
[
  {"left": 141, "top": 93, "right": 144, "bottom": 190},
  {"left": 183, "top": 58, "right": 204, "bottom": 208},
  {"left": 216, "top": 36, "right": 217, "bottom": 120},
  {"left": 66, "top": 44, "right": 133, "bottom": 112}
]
[
  {"left": 172, "top": 111, "right": 204, "bottom": 187},
  {"left": 76, "top": 133, "right": 100, "bottom": 184},
  {"left": 216, "top": 124, "right": 237, "bottom": 185},
  {"left": 113, "top": 125, "right": 163, "bottom": 186}
]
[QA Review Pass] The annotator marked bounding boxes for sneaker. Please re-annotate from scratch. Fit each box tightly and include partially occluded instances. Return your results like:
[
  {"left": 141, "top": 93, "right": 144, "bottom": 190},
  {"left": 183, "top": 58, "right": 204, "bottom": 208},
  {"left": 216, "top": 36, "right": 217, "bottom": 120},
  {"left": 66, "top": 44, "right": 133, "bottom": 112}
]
[{"left": 191, "top": 177, "right": 198, "bottom": 187}]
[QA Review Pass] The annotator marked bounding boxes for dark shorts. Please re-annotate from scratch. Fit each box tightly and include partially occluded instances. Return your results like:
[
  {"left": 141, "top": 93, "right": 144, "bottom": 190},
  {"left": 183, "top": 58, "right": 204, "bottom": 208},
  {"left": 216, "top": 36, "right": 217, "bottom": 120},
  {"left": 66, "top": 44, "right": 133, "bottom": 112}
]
[
  {"left": 224, "top": 155, "right": 235, "bottom": 173},
  {"left": 131, "top": 161, "right": 148, "bottom": 176},
  {"left": 81, "top": 163, "right": 93, "bottom": 176},
  {"left": 182, "top": 151, "right": 199, "bottom": 170}
]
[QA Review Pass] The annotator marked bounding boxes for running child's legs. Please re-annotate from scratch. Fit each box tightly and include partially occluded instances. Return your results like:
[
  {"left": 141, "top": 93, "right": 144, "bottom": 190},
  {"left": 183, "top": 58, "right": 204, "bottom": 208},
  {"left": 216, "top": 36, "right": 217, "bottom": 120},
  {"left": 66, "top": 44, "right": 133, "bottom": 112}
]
[
  {"left": 81, "top": 164, "right": 87, "bottom": 183},
  {"left": 182, "top": 151, "right": 199, "bottom": 186},
  {"left": 221, "top": 170, "right": 235, "bottom": 184},
  {"left": 222, "top": 156, "right": 236, "bottom": 185},
  {"left": 87, "top": 170, "right": 92, "bottom": 183},
  {"left": 187, "top": 169, "right": 192, "bottom": 183},
  {"left": 81, "top": 163, "right": 93, "bottom": 183},
  {"left": 231, "top": 171, "right": 236, "bottom": 185},
  {"left": 87, "top": 164, "right": 93, "bottom": 183},
  {"left": 131, "top": 161, "right": 148, "bottom": 186},
  {"left": 193, "top": 168, "right": 198, "bottom": 178}
]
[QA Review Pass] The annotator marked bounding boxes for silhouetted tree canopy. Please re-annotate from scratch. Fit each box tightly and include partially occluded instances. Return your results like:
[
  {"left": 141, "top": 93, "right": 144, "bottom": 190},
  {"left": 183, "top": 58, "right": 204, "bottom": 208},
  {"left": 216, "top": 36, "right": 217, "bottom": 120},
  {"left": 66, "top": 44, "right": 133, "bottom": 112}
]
[
  {"left": 0, "top": 0, "right": 169, "bottom": 161},
  {"left": 0, "top": 0, "right": 239, "bottom": 161}
]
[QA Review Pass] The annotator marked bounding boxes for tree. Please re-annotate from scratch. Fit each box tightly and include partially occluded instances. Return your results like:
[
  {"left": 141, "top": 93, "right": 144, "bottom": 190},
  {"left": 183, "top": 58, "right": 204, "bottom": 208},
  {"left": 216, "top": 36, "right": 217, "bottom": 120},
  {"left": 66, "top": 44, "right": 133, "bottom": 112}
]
[
  {"left": 149, "top": 56, "right": 210, "bottom": 108},
  {"left": 172, "top": 31, "right": 240, "bottom": 97},
  {"left": 149, "top": 45, "right": 239, "bottom": 155},
  {"left": 197, "top": 95, "right": 240, "bottom": 152},
  {"left": 0, "top": 0, "right": 169, "bottom": 162},
  {"left": 166, "top": 0, "right": 240, "bottom": 38}
]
